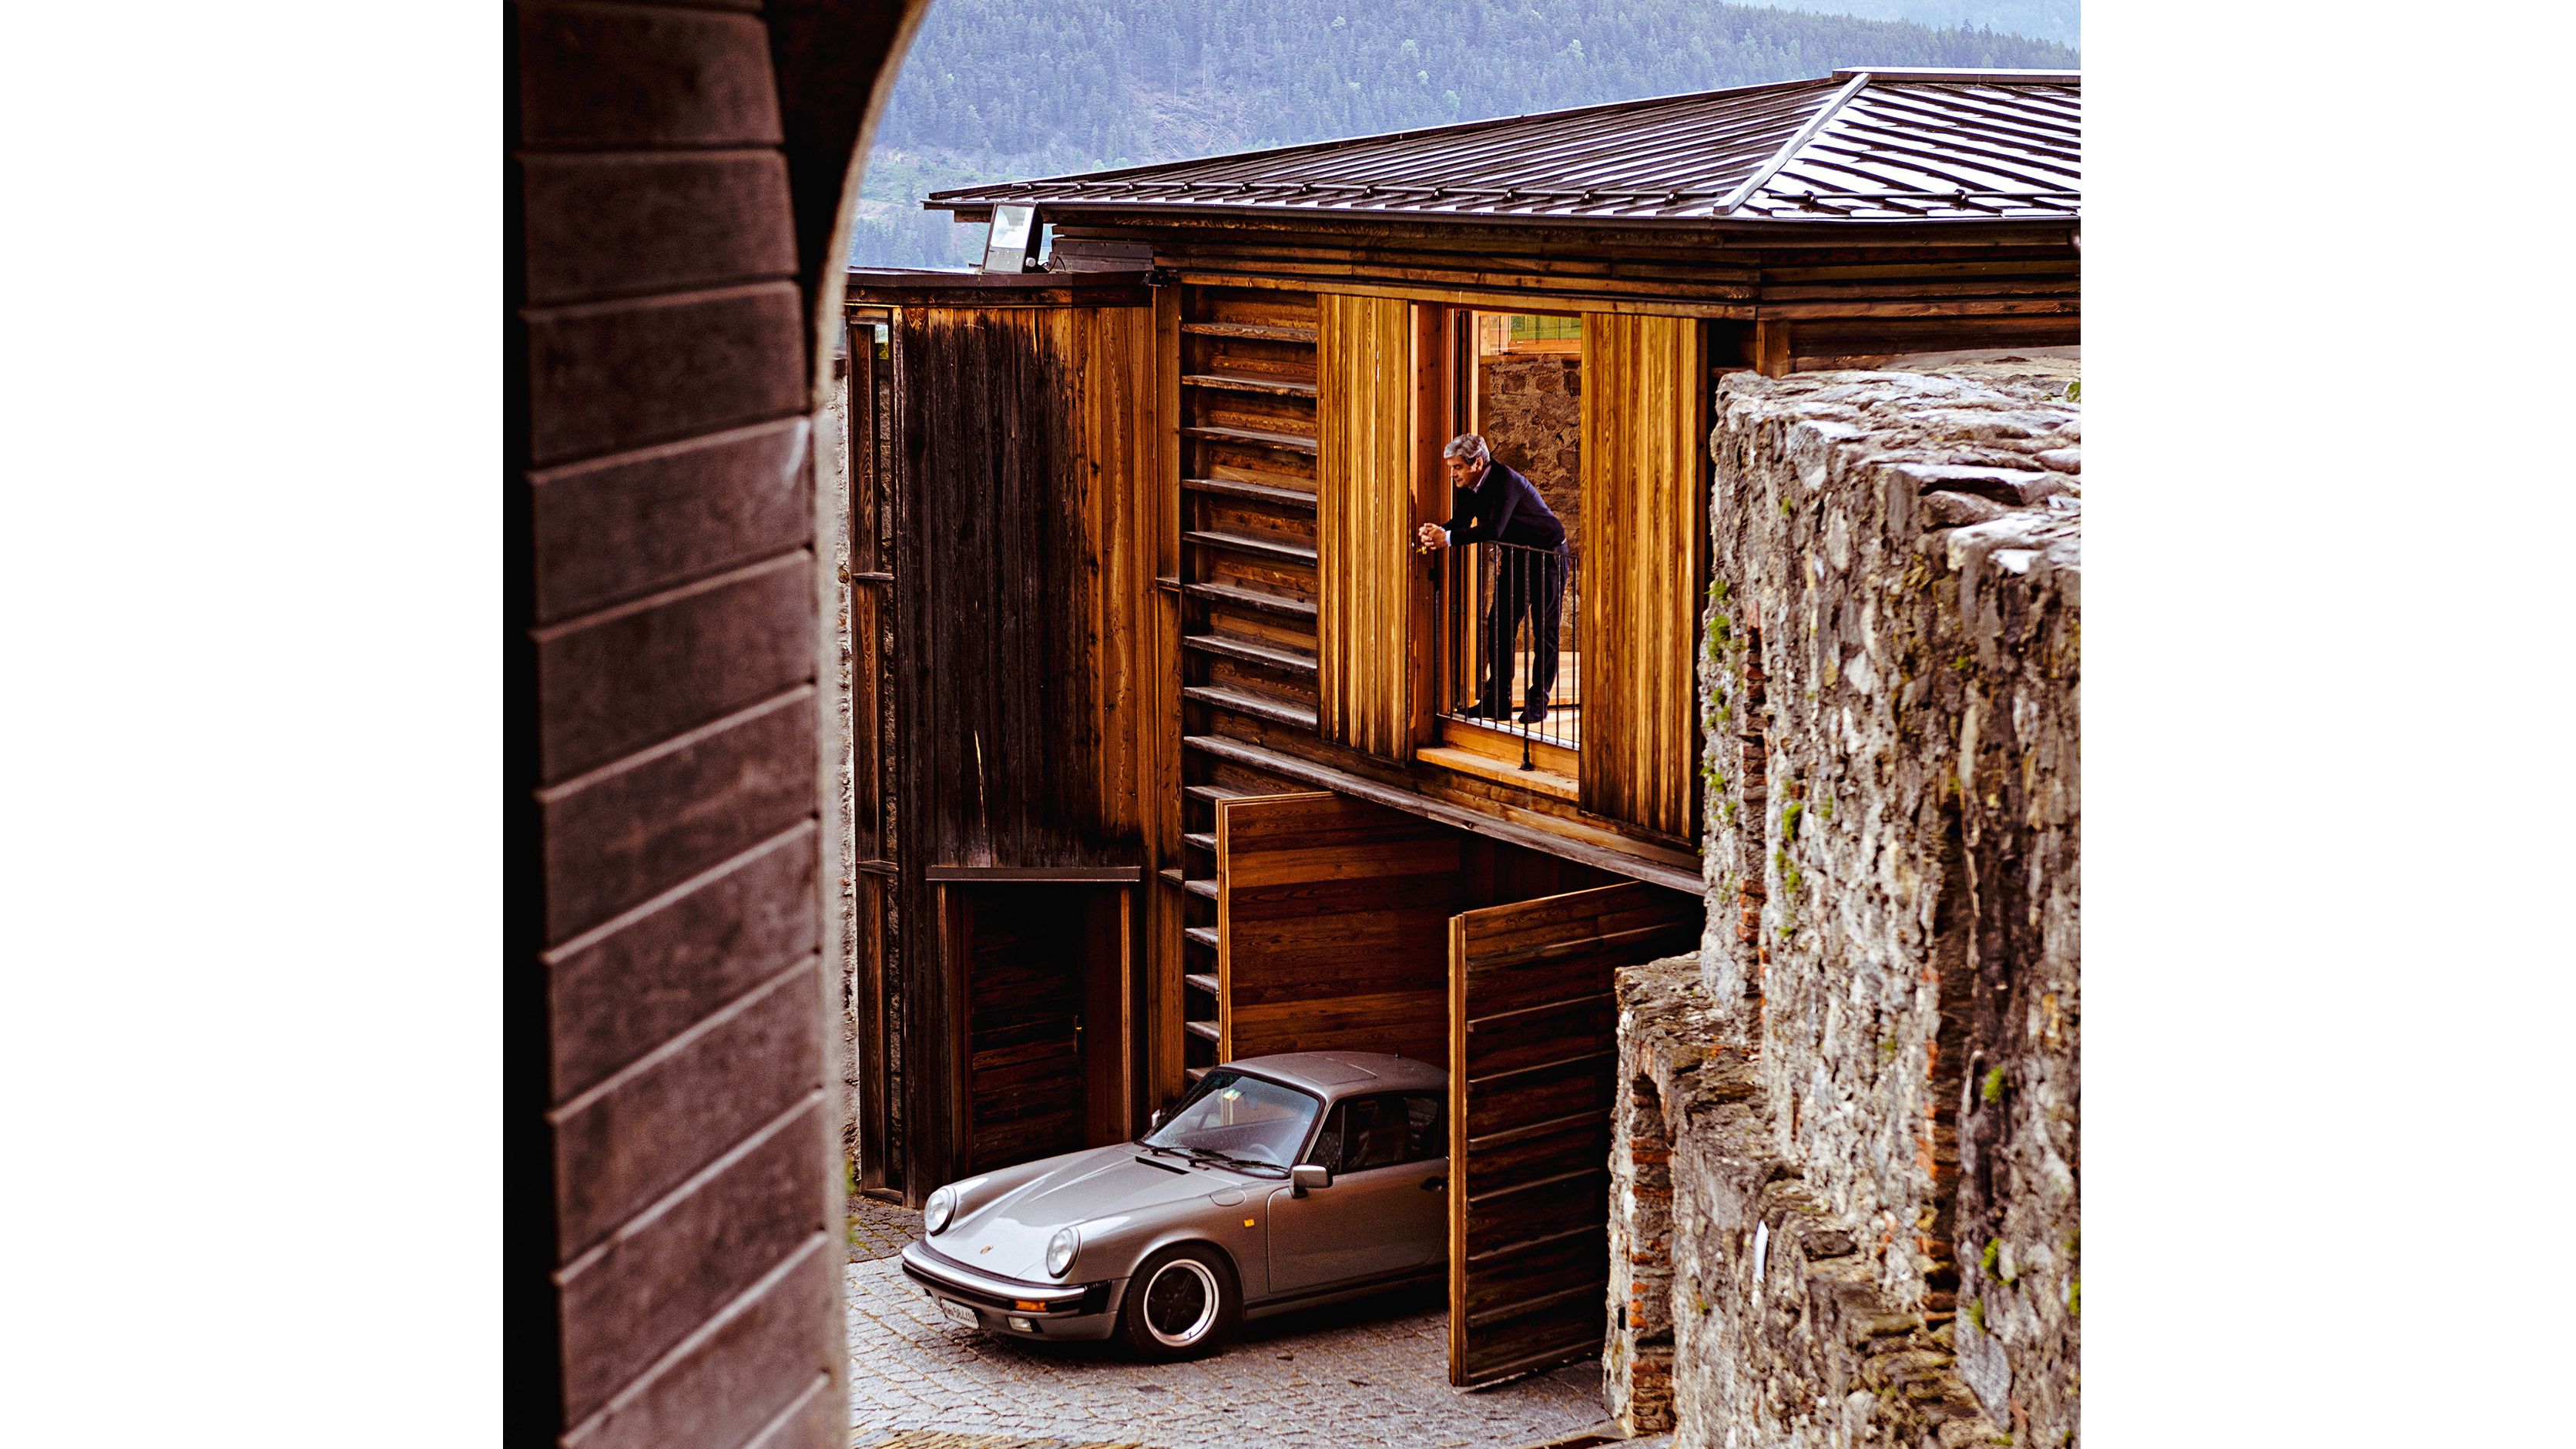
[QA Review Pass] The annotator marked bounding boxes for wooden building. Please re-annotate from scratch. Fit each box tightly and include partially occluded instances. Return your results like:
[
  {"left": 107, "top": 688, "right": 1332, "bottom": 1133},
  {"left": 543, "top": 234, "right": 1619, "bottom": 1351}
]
[{"left": 840, "top": 66, "right": 2078, "bottom": 1385}]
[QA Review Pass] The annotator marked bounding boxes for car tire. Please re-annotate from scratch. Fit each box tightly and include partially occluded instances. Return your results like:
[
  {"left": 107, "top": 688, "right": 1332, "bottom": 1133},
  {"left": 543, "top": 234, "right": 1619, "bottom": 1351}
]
[{"left": 1117, "top": 1244, "right": 1240, "bottom": 1360}]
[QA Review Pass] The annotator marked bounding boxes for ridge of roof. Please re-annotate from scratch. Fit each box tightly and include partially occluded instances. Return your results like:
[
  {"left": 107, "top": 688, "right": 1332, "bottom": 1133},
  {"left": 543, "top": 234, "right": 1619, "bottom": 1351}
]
[
  {"left": 1717, "top": 72, "right": 1872, "bottom": 216},
  {"left": 1835, "top": 66, "right": 2080, "bottom": 84}
]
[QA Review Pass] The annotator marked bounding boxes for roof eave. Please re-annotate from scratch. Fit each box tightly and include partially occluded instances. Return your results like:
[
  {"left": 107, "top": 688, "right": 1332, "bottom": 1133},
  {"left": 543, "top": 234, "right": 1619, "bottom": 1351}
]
[{"left": 924, "top": 198, "right": 2077, "bottom": 235}]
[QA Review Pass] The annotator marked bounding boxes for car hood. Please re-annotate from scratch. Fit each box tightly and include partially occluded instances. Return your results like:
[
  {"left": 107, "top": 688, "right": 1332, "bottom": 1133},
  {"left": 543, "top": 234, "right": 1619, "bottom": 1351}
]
[{"left": 940, "top": 1144, "right": 1254, "bottom": 1280}]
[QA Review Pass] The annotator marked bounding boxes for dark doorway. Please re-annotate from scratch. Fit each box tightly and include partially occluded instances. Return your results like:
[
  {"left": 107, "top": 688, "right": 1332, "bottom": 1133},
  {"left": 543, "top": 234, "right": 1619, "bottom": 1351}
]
[{"left": 943, "top": 881, "right": 1133, "bottom": 1174}]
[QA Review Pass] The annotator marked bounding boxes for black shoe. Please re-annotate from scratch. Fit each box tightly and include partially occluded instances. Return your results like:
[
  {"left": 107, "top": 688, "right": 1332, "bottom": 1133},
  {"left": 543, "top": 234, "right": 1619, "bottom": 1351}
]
[
  {"left": 1518, "top": 703, "right": 1549, "bottom": 723},
  {"left": 1461, "top": 700, "right": 1510, "bottom": 721}
]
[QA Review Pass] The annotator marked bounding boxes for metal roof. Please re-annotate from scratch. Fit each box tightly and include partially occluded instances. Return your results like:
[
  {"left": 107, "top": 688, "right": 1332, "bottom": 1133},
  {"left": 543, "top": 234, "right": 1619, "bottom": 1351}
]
[{"left": 925, "top": 69, "right": 2078, "bottom": 229}]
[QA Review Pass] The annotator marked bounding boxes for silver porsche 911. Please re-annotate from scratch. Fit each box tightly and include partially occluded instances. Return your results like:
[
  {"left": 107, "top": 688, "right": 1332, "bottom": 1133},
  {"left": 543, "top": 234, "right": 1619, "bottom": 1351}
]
[{"left": 899, "top": 1051, "right": 1449, "bottom": 1360}]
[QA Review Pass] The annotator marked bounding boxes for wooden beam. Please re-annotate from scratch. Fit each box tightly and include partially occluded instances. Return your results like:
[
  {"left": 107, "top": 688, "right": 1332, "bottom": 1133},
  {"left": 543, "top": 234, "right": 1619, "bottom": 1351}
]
[
  {"left": 1184, "top": 733, "right": 1702, "bottom": 894},
  {"left": 1171, "top": 270, "right": 1756, "bottom": 320},
  {"left": 922, "top": 865, "right": 1143, "bottom": 882}
]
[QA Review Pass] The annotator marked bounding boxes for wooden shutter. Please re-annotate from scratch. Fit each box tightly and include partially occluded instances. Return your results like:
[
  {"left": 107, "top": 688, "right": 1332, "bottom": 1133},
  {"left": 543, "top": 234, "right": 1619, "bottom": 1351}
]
[
  {"left": 1579, "top": 314, "right": 1707, "bottom": 837},
  {"left": 1447, "top": 882, "right": 1702, "bottom": 1387},
  {"left": 1216, "top": 791, "right": 1457, "bottom": 1062},
  {"left": 1316, "top": 294, "right": 1423, "bottom": 759}
]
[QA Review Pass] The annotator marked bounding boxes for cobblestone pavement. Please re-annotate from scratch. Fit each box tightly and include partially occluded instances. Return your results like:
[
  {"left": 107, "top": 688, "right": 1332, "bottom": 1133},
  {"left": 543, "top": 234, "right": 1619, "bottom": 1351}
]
[
  {"left": 849, "top": 1194, "right": 922, "bottom": 1264},
  {"left": 846, "top": 1202, "right": 1645, "bottom": 1449}
]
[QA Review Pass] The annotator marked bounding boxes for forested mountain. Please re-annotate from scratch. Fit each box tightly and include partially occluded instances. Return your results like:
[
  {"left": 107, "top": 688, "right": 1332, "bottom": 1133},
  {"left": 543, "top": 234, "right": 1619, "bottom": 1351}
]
[
  {"left": 1755, "top": 0, "right": 2073, "bottom": 48},
  {"left": 849, "top": 0, "right": 2080, "bottom": 268}
]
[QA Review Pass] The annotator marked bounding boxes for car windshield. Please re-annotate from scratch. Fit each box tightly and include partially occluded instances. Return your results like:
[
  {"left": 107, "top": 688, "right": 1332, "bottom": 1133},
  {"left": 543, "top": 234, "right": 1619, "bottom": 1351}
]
[{"left": 1139, "top": 1071, "right": 1319, "bottom": 1168}]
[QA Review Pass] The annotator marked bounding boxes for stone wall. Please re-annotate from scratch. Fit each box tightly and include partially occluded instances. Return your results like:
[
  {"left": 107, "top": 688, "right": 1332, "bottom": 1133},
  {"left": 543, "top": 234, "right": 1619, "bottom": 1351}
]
[
  {"left": 1478, "top": 353, "right": 1583, "bottom": 558},
  {"left": 1607, "top": 360, "right": 2080, "bottom": 1447}
]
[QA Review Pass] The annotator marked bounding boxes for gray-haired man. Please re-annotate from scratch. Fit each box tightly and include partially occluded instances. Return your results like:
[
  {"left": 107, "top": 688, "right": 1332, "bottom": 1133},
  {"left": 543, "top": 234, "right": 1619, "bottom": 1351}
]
[{"left": 1413, "top": 434, "right": 1568, "bottom": 724}]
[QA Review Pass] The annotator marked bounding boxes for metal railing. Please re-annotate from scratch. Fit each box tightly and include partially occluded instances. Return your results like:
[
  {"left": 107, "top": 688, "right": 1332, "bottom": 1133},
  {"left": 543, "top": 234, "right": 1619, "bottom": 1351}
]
[{"left": 1443, "top": 539, "right": 1581, "bottom": 769}]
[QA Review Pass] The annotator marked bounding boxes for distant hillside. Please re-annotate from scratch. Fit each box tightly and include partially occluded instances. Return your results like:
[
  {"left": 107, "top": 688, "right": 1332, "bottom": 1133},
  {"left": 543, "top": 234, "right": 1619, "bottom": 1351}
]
[
  {"left": 1756, "top": 0, "right": 2075, "bottom": 48},
  {"left": 850, "top": 0, "right": 2080, "bottom": 269}
]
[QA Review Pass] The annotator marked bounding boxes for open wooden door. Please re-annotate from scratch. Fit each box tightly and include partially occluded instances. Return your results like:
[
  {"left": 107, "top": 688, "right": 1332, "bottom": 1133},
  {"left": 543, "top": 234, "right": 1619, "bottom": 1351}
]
[
  {"left": 1216, "top": 791, "right": 1458, "bottom": 1062},
  {"left": 1447, "top": 881, "right": 1702, "bottom": 1386}
]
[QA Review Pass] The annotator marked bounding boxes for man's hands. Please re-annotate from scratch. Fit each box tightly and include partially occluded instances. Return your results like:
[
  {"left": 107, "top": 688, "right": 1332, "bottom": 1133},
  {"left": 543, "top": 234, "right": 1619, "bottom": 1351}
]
[{"left": 1414, "top": 522, "right": 1446, "bottom": 553}]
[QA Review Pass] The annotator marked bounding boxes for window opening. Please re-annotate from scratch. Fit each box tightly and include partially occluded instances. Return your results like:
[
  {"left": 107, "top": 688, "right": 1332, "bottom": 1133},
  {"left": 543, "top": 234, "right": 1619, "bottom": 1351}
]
[{"left": 1441, "top": 311, "right": 1582, "bottom": 771}]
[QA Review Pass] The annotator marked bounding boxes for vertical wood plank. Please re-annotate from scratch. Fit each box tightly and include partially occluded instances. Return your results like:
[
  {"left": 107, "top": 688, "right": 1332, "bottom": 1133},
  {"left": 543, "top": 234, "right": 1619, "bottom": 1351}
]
[
  {"left": 1149, "top": 283, "right": 1188, "bottom": 1111},
  {"left": 1317, "top": 293, "right": 1418, "bottom": 760},
  {"left": 1578, "top": 314, "right": 1706, "bottom": 839}
]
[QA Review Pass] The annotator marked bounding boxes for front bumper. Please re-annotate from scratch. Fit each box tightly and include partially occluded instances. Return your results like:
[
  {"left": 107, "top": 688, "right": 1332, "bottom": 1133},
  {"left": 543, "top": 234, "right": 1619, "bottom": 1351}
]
[{"left": 898, "top": 1239, "right": 1126, "bottom": 1341}]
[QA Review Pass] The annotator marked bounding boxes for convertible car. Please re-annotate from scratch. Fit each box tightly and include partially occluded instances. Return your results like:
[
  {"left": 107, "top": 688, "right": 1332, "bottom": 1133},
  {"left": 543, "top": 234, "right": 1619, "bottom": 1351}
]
[{"left": 900, "top": 1051, "right": 1449, "bottom": 1359}]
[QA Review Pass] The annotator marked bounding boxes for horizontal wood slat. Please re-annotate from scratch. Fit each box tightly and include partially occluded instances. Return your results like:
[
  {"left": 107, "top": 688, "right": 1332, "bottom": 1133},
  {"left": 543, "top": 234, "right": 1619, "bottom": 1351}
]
[
  {"left": 1184, "top": 684, "right": 1319, "bottom": 731},
  {"left": 520, "top": 150, "right": 798, "bottom": 306},
  {"left": 1181, "top": 633, "right": 1318, "bottom": 677},
  {"left": 516, "top": 4, "right": 783, "bottom": 149},
  {"left": 550, "top": 961, "right": 825, "bottom": 1259},
  {"left": 1182, "top": 424, "right": 1320, "bottom": 455},
  {"left": 536, "top": 552, "right": 817, "bottom": 784},
  {"left": 545, "top": 823, "right": 820, "bottom": 1104},
  {"left": 525, "top": 283, "right": 808, "bottom": 468},
  {"left": 560, "top": 1234, "right": 837, "bottom": 1449},
  {"left": 1183, "top": 473, "right": 1318, "bottom": 509},
  {"left": 557, "top": 1097, "right": 826, "bottom": 1421},
  {"left": 1184, "top": 370, "right": 1319, "bottom": 398},
  {"left": 1183, "top": 580, "right": 1318, "bottom": 621},
  {"left": 1181, "top": 321, "right": 1317, "bottom": 342},
  {"left": 538, "top": 687, "right": 819, "bottom": 944},
  {"left": 528, "top": 418, "right": 813, "bottom": 624},
  {"left": 1184, "top": 528, "right": 1318, "bottom": 565}
]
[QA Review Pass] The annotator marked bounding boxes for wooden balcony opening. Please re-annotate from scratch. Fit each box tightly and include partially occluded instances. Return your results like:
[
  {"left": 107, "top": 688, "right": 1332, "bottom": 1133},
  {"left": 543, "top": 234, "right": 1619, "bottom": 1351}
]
[{"left": 1434, "top": 310, "right": 1585, "bottom": 787}]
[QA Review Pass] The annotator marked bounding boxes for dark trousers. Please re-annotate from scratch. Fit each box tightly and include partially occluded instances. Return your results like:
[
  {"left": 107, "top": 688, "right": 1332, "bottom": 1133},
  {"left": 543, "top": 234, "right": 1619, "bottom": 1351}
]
[{"left": 1475, "top": 545, "right": 1568, "bottom": 716}]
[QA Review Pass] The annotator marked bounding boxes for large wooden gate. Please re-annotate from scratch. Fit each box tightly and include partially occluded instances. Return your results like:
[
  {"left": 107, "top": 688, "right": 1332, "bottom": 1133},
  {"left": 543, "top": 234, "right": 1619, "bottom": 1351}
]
[
  {"left": 1446, "top": 882, "right": 1702, "bottom": 1385},
  {"left": 1216, "top": 792, "right": 1457, "bottom": 1063}
]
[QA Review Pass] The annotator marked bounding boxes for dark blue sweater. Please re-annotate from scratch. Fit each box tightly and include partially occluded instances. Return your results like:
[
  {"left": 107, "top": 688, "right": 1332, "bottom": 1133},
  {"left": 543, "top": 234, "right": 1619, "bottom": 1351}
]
[{"left": 1443, "top": 460, "right": 1565, "bottom": 552}]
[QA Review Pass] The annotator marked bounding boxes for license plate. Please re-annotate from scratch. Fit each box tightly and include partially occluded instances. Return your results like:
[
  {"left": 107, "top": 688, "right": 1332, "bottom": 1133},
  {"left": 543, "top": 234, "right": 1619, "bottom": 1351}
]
[{"left": 937, "top": 1298, "right": 979, "bottom": 1329}]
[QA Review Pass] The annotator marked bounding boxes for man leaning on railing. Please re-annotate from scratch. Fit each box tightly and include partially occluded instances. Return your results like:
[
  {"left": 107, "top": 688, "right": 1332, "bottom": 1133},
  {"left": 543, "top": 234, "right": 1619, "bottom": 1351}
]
[{"left": 1412, "top": 434, "right": 1569, "bottom": 725}]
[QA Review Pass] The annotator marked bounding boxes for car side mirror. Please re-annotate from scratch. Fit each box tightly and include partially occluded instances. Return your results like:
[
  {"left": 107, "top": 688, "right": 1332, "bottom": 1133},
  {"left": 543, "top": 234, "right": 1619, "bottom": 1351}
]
[{"left": 1290, "top": 1163, "right": 1333, "bottom": 1198}]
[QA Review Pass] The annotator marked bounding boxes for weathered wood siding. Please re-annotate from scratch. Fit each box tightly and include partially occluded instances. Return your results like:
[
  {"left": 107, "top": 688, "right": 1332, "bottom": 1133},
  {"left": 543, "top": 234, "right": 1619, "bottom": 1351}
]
[
  {"left": 1316, "top": 293, "right": 1420, "bottom": 760},
  {"left": 1578, "top": 313, "right": 1707, "bottom": 839},
  {"left": 894, "top": 304, "right": 1156, "bottom": 869},
  {"left": 886, "top": 301, "right": 1159, "bottom": 1194},
  {"left": 512, "top": 2, "right": 924, "bottom": 1444}
]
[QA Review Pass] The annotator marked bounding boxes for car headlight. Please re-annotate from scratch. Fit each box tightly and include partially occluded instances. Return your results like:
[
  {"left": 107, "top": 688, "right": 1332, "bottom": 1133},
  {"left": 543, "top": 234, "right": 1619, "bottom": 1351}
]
[
  {"left": 925, "top": 1186, "right": 956, "bottom": 1235},
  {"left": 1045, "top": 1226, "right": 1079, "bottom": 1278}
]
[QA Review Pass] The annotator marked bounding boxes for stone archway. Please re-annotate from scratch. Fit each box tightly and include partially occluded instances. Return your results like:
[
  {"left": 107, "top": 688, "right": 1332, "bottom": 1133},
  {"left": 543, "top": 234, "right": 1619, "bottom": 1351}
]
[{"left": 508, "top": 4, "right": 929, "bottom": 1444}]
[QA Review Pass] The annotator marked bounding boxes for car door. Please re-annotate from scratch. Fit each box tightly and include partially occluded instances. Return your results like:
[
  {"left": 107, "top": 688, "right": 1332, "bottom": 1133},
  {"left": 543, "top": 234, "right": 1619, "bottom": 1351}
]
[{"left": 1265, "top": 1092, "right": 1448, "bottom": 1296}]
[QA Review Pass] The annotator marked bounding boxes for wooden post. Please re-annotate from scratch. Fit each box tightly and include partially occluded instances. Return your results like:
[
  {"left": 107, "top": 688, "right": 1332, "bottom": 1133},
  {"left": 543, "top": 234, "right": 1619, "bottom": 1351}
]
[
  {"left": 1410, "top": 304, "right": 1451, "bottom": 748},
  {"left": 1754, "top": 318, "right": 1793, "bottom": 378}
]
